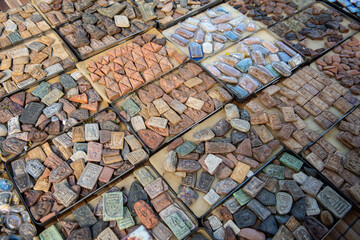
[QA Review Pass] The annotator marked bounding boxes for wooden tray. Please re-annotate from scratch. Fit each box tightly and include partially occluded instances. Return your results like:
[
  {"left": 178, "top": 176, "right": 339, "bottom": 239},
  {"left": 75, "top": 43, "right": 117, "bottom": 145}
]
[
  {"left": 76, "top": 28, "right": 187, "bottom": 104},
  {"left": 301, "top": 106, "right": 360, "bottom": 206},
  {"left": 309, "top": 32, "right": 360, "bottom": 100},
  {"left": 245, "top": 66, "right": 357, "bottom": 153},
  {"left": 149, "top": 108, "right": 283, "bottom": 218},
  {"left": 162, "top": 3, "right": 261, "bottom": 59},
  {"left": 200, "top": 28, "right": 306, "bottom": 102}
]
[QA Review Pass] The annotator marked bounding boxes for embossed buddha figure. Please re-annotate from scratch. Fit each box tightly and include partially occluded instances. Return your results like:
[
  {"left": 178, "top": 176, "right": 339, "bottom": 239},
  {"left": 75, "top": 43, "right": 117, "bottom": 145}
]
[
  {"left": 29, "top": 129, "right": 48, "bottom": 143},
  {"left": 30, "top": 199, "right": 53, "bottom": 220}
]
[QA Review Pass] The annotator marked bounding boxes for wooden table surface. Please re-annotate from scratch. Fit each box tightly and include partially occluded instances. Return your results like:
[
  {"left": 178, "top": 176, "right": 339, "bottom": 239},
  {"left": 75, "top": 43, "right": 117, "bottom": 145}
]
[{"left": 0, "top": 0, "right": 359, "bottom": 239}]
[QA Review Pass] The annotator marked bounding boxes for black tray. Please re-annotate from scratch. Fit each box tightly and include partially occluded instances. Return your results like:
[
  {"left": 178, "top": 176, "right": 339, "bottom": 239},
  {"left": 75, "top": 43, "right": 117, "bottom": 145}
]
[
  {"left": 321, "top": 0, "right": 360, "bottom": 22},
  {"left": 0, "top": 29, "right": 78, "bottom": 103},
  {"left": 269, "top": 1, "right": 360, "bottom": 63},
  {"left": 227, "top": 0, "right": 315, "bottom": 28},
  {"left": 185, "top": 227, "right": 215, "bottom": 240},
  {"left": 36, "top": 163, "right": 199, "bottom": 239},
  {"left": 0, "top": 67, "right": 74, "bottom": 111},
  {"left": 201, "top": 148, "right": 353, "bottom": 240},
  {"left": 5, "top": 107, "right": 150, "bottom": 227},
  {"left": 0, "top": 67, "right": 110, "bottom": 162},
  {"left": 53, "top": 0, "right": 157, "bottom": 61},
  {"left": 55, "top": 24, "right": 155, "bottom": 61},
  {"left": 111, "top": 59, "right": 234, "bottom": 153},
  {"left": 129, "top": 0, "right": 223, "bottom": 30}
]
